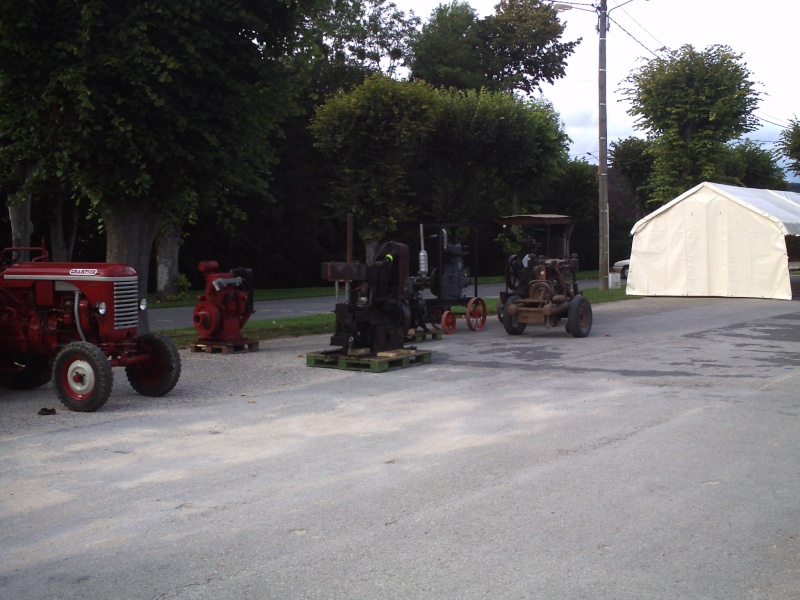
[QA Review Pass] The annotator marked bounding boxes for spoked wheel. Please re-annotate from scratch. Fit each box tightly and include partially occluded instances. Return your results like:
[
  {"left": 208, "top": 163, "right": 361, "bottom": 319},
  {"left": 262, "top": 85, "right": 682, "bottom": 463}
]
[
  {"left": 465, "top": 297, "right": 487, "bottom": 331},
  {"left": 567, "top": 295, "right": 593, "bottom": 338},
  {"left": 440, "top": 310, "right": 457, "bottom": 334},
  {"left": 125, "top": 333, "right": 182, "bottom": 397},
  {"left": 53, "top": 342, "right": 113, "bottom": 412}
]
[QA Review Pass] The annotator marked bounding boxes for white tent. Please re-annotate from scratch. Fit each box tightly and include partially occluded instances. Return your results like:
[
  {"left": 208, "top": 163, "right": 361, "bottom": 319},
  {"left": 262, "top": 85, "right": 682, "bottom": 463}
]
[{"left": 627, "top": 182, "right": 800, "bottom": 300}]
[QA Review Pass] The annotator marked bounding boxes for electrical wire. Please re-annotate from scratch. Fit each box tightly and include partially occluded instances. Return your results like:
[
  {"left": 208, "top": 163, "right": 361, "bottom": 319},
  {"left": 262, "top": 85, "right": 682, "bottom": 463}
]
[{"left": 607, "top": 14, "right": 660, "bottom": 58}]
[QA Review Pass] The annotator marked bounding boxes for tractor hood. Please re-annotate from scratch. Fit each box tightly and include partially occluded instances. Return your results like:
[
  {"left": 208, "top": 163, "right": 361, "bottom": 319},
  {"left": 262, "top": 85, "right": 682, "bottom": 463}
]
[{"left": 2, "top": 262, "right": 138, "bottom": 281}]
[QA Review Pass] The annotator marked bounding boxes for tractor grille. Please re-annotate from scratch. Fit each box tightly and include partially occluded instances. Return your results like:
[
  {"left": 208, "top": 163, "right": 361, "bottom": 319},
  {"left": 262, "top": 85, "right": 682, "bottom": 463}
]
[{"left": 113, "top": 280, "right": 139, "bottom": 329}]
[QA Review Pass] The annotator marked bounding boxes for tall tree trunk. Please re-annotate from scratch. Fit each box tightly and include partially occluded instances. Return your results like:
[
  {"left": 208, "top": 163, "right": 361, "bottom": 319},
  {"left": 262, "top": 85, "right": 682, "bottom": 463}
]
[
  {"left": 7, "top": 161, "right": 36, "bottom": 261},
  {"left": 8, "top": 196, "right": 33, "bottom": 260},
  {"left": 101, "top": 202, "right": 164, "bottom": 333},
  {"left": 48, "top": 197, "right": 80, "bottom": 261},
  {"left": 155, "top": 221, "right": 182, "bottom": 301}
]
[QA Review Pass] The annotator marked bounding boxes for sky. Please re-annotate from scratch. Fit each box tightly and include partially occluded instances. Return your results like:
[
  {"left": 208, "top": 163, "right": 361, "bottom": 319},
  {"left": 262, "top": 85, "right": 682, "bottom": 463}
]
[{"left": 396, "top": 0, "right": 799, "bottom": 179}]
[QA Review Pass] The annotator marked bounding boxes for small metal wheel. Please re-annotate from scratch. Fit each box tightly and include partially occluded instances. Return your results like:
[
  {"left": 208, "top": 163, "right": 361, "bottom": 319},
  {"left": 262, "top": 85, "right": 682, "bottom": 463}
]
[
  {"left": 440, "top": 310, "right": 457, "bottom": 334},
  {"left": 465, "top": 297, "right": 487, "bottom": 331}
]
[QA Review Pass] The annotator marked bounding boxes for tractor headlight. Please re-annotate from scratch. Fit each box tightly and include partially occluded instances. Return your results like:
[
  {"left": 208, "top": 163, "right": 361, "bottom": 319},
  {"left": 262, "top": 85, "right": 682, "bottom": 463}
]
[
  {"left": 139, "top": 298, "right": 148, "bottom": 311},
  {"left": 96, "top": 301, "right": 107, "bottom": 315}
]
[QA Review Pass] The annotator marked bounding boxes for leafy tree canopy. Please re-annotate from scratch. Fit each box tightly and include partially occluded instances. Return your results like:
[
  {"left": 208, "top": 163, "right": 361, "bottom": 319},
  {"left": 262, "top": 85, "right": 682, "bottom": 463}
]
[
  {"left": 609, "top": 137, "right": 654, "bottom": 214},
  {"left": 621, "top": 44, "right": 762, "bottom": 203},
  {"left": 410, "top": 0, "right": 579, "bottom": 95},
  {"left": 722, "top": 140, "right": 786, "bottom": 190},
  {"left": 0, "top": 0, "right": 327, "bottom": 302},
  {"left": 311, "top": 75, "right": 570, "bottom": 253},
  {"left": 779, "top": 118, "right": 800, "bottom": 177}
]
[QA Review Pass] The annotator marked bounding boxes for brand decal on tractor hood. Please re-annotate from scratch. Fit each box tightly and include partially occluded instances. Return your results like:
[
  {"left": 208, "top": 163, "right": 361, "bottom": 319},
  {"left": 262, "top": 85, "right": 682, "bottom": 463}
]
[{"left": 68, "top": 268, "right": 98, "bottom": 276}]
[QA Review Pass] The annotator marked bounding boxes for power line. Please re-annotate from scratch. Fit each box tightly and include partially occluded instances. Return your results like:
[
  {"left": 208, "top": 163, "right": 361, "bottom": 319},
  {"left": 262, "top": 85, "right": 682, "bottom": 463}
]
[
  {"left": 607, "top": 14, "right": 659, "bottom": 58},
  {"left": 614, "top": 3, "right": 666, "bottom": 50}
]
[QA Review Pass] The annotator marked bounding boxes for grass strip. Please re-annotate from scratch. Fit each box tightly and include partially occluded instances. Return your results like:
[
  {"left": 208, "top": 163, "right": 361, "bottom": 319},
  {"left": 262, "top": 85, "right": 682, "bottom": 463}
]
[{"left": 161, "top": 286, "right": 634, "bottom": 348}]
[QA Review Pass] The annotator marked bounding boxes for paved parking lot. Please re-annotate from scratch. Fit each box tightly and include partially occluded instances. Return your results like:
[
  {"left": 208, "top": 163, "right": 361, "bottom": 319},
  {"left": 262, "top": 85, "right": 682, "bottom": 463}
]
[{"left": 1, "top": 296, "right": 799, "bottom": 599}]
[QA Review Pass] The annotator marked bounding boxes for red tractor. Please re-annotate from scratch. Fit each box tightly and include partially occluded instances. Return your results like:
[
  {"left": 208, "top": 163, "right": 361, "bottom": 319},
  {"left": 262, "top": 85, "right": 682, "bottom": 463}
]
[{"left": 0, "top": 243, "right": 181, "bottom": 412}]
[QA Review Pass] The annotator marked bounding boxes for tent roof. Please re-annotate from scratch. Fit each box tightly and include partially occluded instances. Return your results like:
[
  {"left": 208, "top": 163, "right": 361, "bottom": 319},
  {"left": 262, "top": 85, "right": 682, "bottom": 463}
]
[{"left": 631, "top": 182, "right": 800, "bottom": 236}]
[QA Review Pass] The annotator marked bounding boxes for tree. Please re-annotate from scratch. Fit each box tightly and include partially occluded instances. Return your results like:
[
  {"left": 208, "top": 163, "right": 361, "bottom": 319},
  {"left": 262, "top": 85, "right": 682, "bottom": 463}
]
[
  {"left": 1, "top": 1, "right": 325, "bottom": 321},
  {"left": 410, "top": 0, "right": 579, "bottom": 95},
  {"left": 311, "top": 75, "right": 437, "bottom": 258},
  {"left": 621, "top": 44, "right": 761, "bottom": 203},
  {"left": 410, "top": 2, "right": 489, "bottom": 91},
  {"left": 722, "top": 140, "right": 786, "bottom": 190},
  {"left": 481, "top": 0, "right": 580, "bottom": 95},
  {"left": 424, "top": 89, "right": 569, "bottom": 219},
  {"left": 318, "top": 0, "right": 421, "bottom": 78},
  {"left": 312, "top": 76, "right": 572, "bottom": 259},
  {"left": 779, "top": 118, "right": 800, "bottom": 177},
  {"left": 609, "top": 137, "right": 654, "bottom": 216}
]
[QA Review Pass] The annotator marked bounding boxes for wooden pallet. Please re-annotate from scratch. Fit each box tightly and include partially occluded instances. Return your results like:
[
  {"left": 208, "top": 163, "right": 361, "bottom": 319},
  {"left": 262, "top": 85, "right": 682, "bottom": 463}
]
[
  {"left": 405, "top": 330, "right": 443, "bottom": 343},
  {"left": 306, "top": 348, "right": 432, "bottom": 373},
  {"left": 189, "top": 340, "right": 260, "bottom": 354}
]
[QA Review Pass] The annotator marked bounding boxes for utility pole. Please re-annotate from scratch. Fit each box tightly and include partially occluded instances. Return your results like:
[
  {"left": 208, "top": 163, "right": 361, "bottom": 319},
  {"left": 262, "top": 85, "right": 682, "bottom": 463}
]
[{"left": 598, "top": 0, "right": 609, "bottom": 290}]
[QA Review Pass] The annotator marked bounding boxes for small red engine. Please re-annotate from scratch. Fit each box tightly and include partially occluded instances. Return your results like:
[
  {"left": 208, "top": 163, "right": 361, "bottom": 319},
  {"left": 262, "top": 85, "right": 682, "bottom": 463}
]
[{"left": 192, "top": 261, "right": 256, "bottom": 347}]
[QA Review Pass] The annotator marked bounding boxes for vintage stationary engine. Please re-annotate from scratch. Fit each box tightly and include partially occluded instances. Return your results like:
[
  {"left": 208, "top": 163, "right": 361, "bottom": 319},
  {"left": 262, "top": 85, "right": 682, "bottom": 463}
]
[
  {"left": 321, "top": 242, "right": 418, "bottom": 354},
  {"left": 192, "top": 261, "right": 255, "bottom": 346}
]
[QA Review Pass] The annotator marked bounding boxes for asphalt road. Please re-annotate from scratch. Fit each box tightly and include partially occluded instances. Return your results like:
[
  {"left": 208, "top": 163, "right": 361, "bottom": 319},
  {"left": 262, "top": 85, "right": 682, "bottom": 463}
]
[{"left": 1, "top": 294, "right": 799, "bottom": 598}]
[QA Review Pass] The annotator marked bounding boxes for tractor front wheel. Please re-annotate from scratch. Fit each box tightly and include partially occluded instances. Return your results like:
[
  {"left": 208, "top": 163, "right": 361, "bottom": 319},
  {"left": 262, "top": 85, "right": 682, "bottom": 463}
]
[
  {"left": 125, "top": 333, "right": 181, "bottom": 397},
  {"left": 53, "top": 342, "right": 113, "bottom": 412},
  {"left": 567, "top": 296, "right": 593, "bottom": 338},
  {"left": 502, "top": 295, "right": 527, "bottom": 335}
]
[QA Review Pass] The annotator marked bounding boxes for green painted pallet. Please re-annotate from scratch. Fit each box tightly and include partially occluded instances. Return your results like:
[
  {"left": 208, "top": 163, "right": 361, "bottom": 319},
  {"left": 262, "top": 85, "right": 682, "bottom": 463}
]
[
  {"left": 306, "top": 349, "right": 432, "bottom": 373},
  {"left": 405, "top": 330, "right": 443, "bottom": 343}
]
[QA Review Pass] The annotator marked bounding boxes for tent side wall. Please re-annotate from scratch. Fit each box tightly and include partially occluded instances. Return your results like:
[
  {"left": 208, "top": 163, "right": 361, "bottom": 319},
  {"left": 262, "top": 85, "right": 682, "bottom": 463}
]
[{"left": 627, "top": 186, "right": 791, "bottom": 300}]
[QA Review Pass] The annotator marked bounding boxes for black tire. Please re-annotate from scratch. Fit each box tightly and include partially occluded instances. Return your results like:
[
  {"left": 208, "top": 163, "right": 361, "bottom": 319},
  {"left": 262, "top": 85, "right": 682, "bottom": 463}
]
[
  {"left": 53, "top": 342, "right": 113, "bottom": 412},
  {"left": 0, "top": 353, "right": 52, "bottom": 390},
  {"left": 620, "top": 265, "right": 629, "bottom": 280},
  {"left": 502, "top": 294, "right": 527, "bottom": 335},
  {"left": 567, "top": 296, "right": 592, "bottom": 338},
  {"left": 505, "top": 255, "right": 520, "bottom": 290},
  {"left": 125, "top": 333, "right": 181, "bottom": 397}
]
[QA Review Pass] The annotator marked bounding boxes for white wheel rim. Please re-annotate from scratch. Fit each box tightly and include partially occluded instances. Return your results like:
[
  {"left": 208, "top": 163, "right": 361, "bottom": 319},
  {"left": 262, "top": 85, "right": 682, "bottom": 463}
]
[{"left": 66, "top": 359, "right": 95, "bottom": 396}]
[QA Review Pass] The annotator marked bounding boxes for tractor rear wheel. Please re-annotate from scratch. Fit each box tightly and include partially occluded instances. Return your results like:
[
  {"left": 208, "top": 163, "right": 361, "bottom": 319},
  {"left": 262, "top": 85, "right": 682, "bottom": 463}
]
[
  {"left": 0, "top": 353, "right": 52, "bottom": 390},
  {"left": 53, "top": 342, "right": 113, "bottom": 412},
  {"left": 567, "top": 296, "right": 593, "bottom": 338},
  {"left": 125, "top": 333, "right": 181, "bottom": 397}
]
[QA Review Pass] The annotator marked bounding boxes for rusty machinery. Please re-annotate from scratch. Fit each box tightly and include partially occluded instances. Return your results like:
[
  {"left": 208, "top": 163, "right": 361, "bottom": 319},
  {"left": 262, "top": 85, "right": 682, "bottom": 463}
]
[
  {"left": 0, "top": 241, "right": 181, "bottom": 412},
  {"left": 192, "top": 261, "right": 256, "bottom": 347},
  {"left": 410, "top": 223, "right": 486, "bottom": 334},
  {"left": 322, "top": 241, "right": 421, "bottom": 355},
  {"left": 498, "top": 214, "right": 592, "bottom": 338}
]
